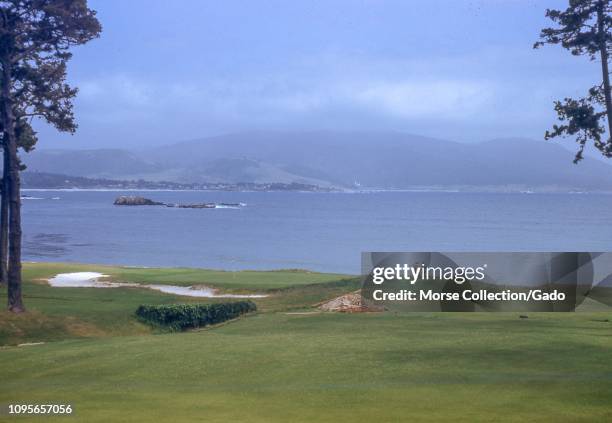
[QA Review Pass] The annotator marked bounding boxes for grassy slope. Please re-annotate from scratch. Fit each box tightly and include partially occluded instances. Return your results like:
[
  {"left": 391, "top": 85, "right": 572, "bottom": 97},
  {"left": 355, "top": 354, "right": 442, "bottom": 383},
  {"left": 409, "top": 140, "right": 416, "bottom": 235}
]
[
  {"left": 1, "top": 263, "right": 611, "bottom": 422},
  {"left": 1, "top": 263, "right": 359, "bottom": 345},
  {"left": 1, "top": 313, "right": 612, "bottom": 422},
  {"left": 23, "top": 262, "right": 351, "bottom": 290}
]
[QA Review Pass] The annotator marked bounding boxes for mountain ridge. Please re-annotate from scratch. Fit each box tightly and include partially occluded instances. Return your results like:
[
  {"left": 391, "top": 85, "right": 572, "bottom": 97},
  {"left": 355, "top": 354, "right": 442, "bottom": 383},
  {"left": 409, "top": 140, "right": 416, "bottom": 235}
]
[{"left": 22, "top": 131, "right": 612, "bottom": 191}]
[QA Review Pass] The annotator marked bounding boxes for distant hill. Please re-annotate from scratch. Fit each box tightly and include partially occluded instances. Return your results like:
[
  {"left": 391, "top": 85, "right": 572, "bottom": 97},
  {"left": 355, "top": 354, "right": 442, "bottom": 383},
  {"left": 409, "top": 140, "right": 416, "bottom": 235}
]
[
  {"left": 21, "top": 131, "right": 612, "bottom": 192},
  {"left": 21, "top": 171, "right": 329, "bottom": 192},
  {"left": 22, "top": 149, "right": 162, "bottom": 179}
]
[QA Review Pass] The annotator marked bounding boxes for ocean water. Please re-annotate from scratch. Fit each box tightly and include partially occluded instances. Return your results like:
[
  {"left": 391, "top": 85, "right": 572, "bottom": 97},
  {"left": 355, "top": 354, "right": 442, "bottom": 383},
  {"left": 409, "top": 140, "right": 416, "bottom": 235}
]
[{"left": 20, "top": 190, "right": 612, "bottom": 274}]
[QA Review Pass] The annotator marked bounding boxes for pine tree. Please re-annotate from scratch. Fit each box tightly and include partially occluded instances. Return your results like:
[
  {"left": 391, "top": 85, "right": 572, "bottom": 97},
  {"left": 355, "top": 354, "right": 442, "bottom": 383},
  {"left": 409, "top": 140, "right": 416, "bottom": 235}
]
[
  {"left": 0, "top": 0, "right": 101, "bottom": 312},
  {"left": 535, "top": 0, "right": 612, "bottom": 163}
]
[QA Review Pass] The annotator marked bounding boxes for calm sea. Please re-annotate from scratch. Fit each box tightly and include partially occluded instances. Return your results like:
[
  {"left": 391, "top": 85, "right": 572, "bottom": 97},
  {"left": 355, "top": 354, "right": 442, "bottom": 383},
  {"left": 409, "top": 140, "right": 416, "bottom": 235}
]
[{"left": 20, "top": 190, "right": 612, "bottom": 274}]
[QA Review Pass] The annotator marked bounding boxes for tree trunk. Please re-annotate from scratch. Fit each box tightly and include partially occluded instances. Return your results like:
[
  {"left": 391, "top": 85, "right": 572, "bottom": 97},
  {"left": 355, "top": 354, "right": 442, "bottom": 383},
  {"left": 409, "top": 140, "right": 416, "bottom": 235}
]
[
  {"left": 1, "top": 59, "right": 23, "bottom": 313},
  {"left": 597, "top": 1, "right": 612, "bottom": 139},
  {"left": 6, "top": 137, "right": 23, "bottom": 312},
  {"left": 0, "top": 145, "right": 8, "bottom": 285}
]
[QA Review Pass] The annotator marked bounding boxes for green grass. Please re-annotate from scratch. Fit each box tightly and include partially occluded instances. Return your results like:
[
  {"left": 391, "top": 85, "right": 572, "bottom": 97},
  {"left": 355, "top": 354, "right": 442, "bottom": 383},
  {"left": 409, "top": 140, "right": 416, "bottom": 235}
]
[
  {"left": 2, "top": 313, "right": 612, "bottom": 422},
  {"left": 1, "top": 262, "right": 358, "bottom": 345},
  {"left": 23, "top": 261, "right": 351, "bottom": 290},
  {"left": 1, "top": 263, "right": 612, "bottom": 422}
]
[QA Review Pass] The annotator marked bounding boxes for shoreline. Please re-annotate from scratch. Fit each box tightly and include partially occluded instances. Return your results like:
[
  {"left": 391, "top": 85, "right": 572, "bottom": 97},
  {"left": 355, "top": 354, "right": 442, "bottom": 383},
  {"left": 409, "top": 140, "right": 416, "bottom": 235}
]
[{"left": 21, "top": 187, "right": 612, "bottom": 194}]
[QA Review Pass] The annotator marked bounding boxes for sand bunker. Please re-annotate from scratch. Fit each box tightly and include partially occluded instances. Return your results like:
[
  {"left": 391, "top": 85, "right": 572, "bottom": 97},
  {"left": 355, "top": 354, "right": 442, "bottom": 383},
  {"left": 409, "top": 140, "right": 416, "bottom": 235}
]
[
  {"left": 145, "top": 284, "right": 267, "bottom": 298},
  {"left": 318, "top": 291, "right": 382, "bottom": 312},
  {"left": 48, "top": 272, "right": 267, "bottom": 298},
  {"left": 48, "top": 272, "right": 117, "bottom": 287}
]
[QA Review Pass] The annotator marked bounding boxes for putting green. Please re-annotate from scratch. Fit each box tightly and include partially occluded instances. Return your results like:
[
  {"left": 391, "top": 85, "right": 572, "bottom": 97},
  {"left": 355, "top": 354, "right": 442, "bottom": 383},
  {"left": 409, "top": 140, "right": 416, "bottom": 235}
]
[{"left": 1, "top": 263, "right": 611, "bottom": 422}]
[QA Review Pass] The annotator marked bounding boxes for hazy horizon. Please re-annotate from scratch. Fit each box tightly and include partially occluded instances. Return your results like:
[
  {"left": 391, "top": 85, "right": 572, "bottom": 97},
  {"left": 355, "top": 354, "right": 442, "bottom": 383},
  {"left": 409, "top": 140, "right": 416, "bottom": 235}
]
[
  {"left": 34, "top": 129, "right": 551, "bottom": 152},
  {"left": 31, "top": 0, "right": 599, "bottom": 152}
]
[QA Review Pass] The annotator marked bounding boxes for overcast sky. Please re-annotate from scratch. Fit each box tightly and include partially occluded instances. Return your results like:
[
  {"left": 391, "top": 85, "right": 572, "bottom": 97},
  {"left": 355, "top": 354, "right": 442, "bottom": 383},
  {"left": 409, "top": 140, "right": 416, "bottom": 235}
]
[{"left": 33, "top": 0, "right": 598, "bottom": 150}]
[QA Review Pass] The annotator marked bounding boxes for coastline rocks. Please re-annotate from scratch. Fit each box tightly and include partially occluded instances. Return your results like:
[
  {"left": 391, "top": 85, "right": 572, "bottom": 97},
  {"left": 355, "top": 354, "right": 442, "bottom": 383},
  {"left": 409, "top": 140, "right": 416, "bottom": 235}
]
[
  {"left": 113, "top": 196, "right": 245, "bottom": 209},
  {"left": 170, "top": 202, "right": 243, "bottom": 208},
  {"left": 171, "top": 203, "right": 216, "bottom": 209},
  {"left": 114, "top": 196, "right": 165, "bottom": 206}
]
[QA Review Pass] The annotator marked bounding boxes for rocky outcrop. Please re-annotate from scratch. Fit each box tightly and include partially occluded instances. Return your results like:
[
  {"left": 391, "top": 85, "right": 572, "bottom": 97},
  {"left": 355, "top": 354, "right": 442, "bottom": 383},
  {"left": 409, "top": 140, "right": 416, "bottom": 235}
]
[
  {"left": 114, "top": 196, "right": 244, "bottom": 209},
  {"left": 317, "top": 291, "right": 383, "bottom": 313},
  {"left": 114, "top": 196, "right": 164, "bottom": 206},
  {"left": 172, "top": 203, "right": 216, "bottom": 209}
]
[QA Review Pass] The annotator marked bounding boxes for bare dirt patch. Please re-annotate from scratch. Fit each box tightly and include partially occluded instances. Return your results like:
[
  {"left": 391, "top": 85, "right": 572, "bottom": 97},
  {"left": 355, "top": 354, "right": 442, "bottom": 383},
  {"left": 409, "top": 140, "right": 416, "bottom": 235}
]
[
  {"left": 317, "top": 291, "right": 383, "bottom": 313},
  {"left": 65, "top": 317, "right": 108, "bottom": 338}
]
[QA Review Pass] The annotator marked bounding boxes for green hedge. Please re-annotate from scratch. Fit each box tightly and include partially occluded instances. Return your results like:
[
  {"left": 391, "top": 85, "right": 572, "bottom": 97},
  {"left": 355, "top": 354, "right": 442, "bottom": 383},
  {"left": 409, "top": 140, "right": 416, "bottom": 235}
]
[{"left": 136, "top": 301, "right": 257, "bottom": 331}]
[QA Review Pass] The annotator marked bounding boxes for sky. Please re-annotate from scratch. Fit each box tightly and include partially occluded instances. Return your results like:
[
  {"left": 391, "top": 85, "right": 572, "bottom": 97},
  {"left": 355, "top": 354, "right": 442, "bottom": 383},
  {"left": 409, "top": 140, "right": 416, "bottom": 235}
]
[{"left": 33, "top": 0, "right": 600, "bottom": 150}]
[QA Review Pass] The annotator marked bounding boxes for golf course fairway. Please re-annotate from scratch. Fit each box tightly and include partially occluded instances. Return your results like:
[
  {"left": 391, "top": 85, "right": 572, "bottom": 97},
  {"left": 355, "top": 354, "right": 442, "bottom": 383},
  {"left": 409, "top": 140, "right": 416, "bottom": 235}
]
[{"left": 1, "top": 263, "right": 611, "bottom": 422}]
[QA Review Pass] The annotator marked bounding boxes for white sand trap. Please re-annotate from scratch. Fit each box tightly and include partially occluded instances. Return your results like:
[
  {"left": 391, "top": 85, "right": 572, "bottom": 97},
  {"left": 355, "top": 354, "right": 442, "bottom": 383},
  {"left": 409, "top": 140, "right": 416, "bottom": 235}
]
[
  {"left": 48, "top": 272, "right": 114, "bottom": 287},
  {"left": 146, "top": 284, "right": 267, "bottom": 298},
  {"left": 47, "top": 272, "right": 267, "bottom": 298}
]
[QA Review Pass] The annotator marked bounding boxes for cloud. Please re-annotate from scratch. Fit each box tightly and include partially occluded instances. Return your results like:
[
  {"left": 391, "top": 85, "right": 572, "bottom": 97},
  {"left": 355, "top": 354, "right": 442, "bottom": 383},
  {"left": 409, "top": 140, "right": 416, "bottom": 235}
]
[
  {"left": 345, "top": 79, "right": 494, "bottom": 119},
  {"left": 77, "top": 74, "right": 154, "bottom": 108},
  {"left": 62, "top": 46, "right": 587, "bottom": 148},
  {"left": 75, "top": 45, "right": 501, "bottom": 120}
]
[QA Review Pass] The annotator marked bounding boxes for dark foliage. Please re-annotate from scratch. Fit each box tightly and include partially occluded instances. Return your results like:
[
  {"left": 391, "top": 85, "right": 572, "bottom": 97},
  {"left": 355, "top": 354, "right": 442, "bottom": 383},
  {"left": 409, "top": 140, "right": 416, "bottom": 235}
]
[
  {"left": 135, "top": 301, "right": 257, "bottom": 331},
  {"left": 534, "top": 0, "right": 612, "bottom": 163},
  {"left": 0, "top": 1, "right": 101, "bottom": 311}
]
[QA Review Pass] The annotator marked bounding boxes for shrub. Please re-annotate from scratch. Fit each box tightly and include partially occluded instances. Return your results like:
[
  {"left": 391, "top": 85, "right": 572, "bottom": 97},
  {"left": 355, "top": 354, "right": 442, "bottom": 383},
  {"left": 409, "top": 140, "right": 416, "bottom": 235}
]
[{"left": 135, "top": 301, "right": 257, "bottom": 331}]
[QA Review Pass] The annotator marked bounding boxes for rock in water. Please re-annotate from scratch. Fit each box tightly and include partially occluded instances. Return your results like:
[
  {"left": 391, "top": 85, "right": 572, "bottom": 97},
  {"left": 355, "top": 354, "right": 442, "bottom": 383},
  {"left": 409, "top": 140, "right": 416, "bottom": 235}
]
[
  {"left": 114, "top": 196, "right": 165, "bottom": 206},
  {"left": 113, "top": 196, "right": 244, "bottom": 208},
  {"left": 176, "top": 203, "right": 216, "bottom": 208}
]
